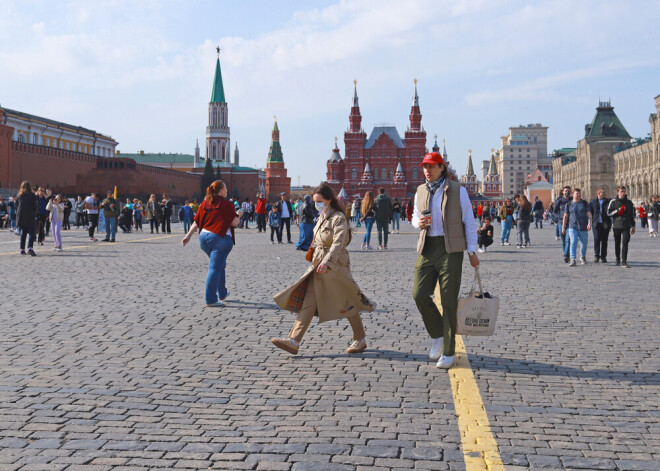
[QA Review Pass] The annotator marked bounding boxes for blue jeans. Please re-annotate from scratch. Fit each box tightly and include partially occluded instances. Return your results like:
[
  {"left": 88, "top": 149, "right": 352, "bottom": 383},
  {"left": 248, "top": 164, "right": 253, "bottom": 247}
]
[
  {"left": 105, "top": 216, "right": 116, "bottom": 240},
  {"left": 296, "top": 222, "right": 313, "bottom": 250},
  {"left": 501, "top": 216, "right": 512, "bottom": 242},
  {"left": 362, "top": 217, "right": 374, "bottom": 245},
  {"left": 568, "top": 228, "right": 588, "bottom": 260},
  {"left": 555, "top": 216, "right": 561, "bottom": 237},
  {"left": 561, "top": 225, "right": 570, "bottom": 257},
  {"left": 392, "top": 213, "right": 400, "bottom": 231},
  {"left": 199, "top": 231, "right": 233, "bottom": 304},
  {"left": 183, "top": 218, "right": 191, "bottom": 233}
]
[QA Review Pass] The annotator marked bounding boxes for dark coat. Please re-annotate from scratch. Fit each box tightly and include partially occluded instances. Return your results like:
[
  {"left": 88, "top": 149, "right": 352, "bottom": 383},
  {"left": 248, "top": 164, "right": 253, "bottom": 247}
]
[
  {"left": 374, "top": 194, "right": 393, "bottom": 222},
  {"left": 16, "top": 192, "right": 38, "bottom": 228},
  {"left": 607, "top": 196, "right": 635, "bottom": 230},
  {"left": 589, "top": 197, "right": 611, "bottom": 230}
]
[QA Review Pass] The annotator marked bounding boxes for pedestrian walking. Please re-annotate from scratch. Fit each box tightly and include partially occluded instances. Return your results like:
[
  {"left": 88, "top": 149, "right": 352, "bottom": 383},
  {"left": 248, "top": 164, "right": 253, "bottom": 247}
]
[
  {"left": 84, "top": 193, "right": 100, "bottom": 241},
  {"left": 554, "top": 186, "right": 572, "bottom": 262},
  {"left": 133, "top": 199, "right": 144, "bottom": 231},
  {"left": 36, "top": 187, "right": 48, "bottom": 245},
  {"left": 272, "top": 183, "right": 375, "bottom": 356},
  {"left": 276, "top": 192, "right": 293, "bottom": 243},
  {"left": 532, "top": 196, "right": 544, "bottom": 229},
  {"left": 411, "top": 152, "right": 479, "bottom": 369},
  {"left": 46, "top": 195, "right": 65, "bottom": 251},
  {"left": 16, "top": 181, "right": 38, "bottom": 256},
  {"left": 239, "top": 198, "right": 251, "bottom": 228},
  {"left": 7, "top": 195, "right": 17, "bottom": 233},
  {"left": 406, "top": 199, "right": 414, "bottom": 223},
  {"left": 360, "top": 191, "right": 375, "bottom": 249},
  {"left": 62, "top": 196, "right": 72, "bottom": 230},
  {"left": 648, "top": 195, "right": 659, "bottom": 237},
  {"left": 637, "top": 203, "right": 648, "bottom": 229},
  {"left": 296, "top": 195, "right": 316, "bottom": 251},
  {"left": 607, "top": 185, "right": 636, "bottom": 267},
  {"left": 562, "top": 188, "right": 592, "bottom": 266},
  {"left": 476, "top": 202, "right": 484, "bottom": 225},
  {"left": 179, "top": 200, "right": 193, "bottom": 233},
  {"left": 516, "top": 194, "right": 532, "bottom": 248},
  {"left": 374, "top": 187, "right": 393, "bottom": 250},
  {"left": 146, "top": 194, "right": 162, "bottom": 233},
  {"left": 590, "top": 187, "right": 611, "bottom": 262},
  {"left": 268, "top": 204, "right": 282, "bottom": 243},
  {"left": 74, "top": 196, "right": 86, "bottom": 228},
  {"left": 392, "top": 198, "right": 402, "bottom": 234},
  {"left": 182, "top": 180, "right": 242, "bottom": 307},
  {"left": 160, "top": 194, "right": 173, "bottom": 233},
  {"left": 101, "top": 190, "right": 119, "bottom": 242},
  {"left": 498, "top": 199, "right": 514, "bottom": 245},
  {"left": 255, "top": 193, "right": 267, "bottom": 232}
]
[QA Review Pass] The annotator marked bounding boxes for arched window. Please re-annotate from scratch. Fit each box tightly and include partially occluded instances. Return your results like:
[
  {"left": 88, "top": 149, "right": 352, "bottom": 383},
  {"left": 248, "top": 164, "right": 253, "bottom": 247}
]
[
  {"left": 412, "top": 167, "right": 418, "bottom": 179},
  {"left": 212, "top": 144, "right": 217, "bottom": 160},
  {"left": 382, "top": 168, "right": 387, "bottom": 180},
  {"left": 351, "top": 168, "right": 357, "bottom": 179},
  {"left": 332, "top": 171, "right": 337, "bottom": 180},
  {"left": 373, "top": 167, "right": 378, "bottom": 179},
  {"left": 17, "top": 133, "right": 26, "bottom": 143}
]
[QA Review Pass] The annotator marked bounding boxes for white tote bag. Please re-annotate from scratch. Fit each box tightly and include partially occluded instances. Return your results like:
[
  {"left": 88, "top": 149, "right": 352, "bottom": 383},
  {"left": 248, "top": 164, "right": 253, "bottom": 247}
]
[{"left": 457, "top": 266, "right": 499, "bottom": 336}]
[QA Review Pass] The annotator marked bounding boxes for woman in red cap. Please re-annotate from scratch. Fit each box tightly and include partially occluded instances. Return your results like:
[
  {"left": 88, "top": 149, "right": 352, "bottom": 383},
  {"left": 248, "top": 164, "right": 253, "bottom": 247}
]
[{"left": 411, "top": 152, "right": 479, "bottom": 369}]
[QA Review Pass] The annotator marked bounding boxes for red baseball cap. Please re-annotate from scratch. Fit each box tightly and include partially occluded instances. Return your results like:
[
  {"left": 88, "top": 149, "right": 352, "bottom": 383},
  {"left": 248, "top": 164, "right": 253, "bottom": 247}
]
[{"left": 420, "top": 152, "right": 444, "bottom": 166}]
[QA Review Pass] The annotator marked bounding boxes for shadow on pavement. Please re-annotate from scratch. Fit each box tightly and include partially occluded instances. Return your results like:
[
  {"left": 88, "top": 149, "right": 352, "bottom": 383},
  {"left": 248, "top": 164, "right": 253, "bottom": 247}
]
[
  {"left": 470, "top": 354, "right": 660, "bottom": 385},
  {"left": 300, "top": 349, "right": 429, "bottom": 363}
]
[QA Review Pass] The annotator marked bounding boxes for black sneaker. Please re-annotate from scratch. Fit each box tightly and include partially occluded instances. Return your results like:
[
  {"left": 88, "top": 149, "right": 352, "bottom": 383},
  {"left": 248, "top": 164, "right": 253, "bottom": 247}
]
[
  {"left": 601, "top": 257, "right": 607, "bottom": 263},
  {"left": 28, "top": 249, "right": 37, "bottom": 256},
  {"left": 615, "top": 260, "right": 620, "bottom": 266},
  {"left": 593, "top": 257, "right": 600, "bottom": 263},
  {"left": 102, "top": 238, "right": 110, "bottom": 242},
  {"left": 621, "top": 262, "right": 629, "bottom": 268},
  {"left": 564, "top": 256, "right": 570, "bottom": 263}
]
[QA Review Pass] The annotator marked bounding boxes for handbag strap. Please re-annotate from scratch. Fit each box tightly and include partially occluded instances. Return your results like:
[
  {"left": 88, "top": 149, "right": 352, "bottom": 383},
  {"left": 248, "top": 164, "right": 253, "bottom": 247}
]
[
  {"left": 471, "top": 265, "right": 484, "bottom": 296},
  {"left": 309, "top": 214, "right": 326, "bottom": 249}
]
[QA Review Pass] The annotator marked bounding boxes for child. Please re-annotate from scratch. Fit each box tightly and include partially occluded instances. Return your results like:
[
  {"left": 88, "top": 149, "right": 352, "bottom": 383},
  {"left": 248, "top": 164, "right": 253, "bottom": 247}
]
[
  {"left": 46, "top": 194, "right": 65, "bottom": 251},
  {"left": 269, "top": 205, "right": 282, "bottom": 244}
]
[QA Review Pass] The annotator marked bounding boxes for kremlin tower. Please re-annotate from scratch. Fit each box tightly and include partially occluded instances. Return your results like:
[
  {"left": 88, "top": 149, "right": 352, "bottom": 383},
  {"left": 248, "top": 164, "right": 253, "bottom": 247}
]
[
  {"left": 206, "top": 47, "right": 231, "bottom": 165},
  {"left": 265, "top": 118, "right": 291, "bottom": 200}
]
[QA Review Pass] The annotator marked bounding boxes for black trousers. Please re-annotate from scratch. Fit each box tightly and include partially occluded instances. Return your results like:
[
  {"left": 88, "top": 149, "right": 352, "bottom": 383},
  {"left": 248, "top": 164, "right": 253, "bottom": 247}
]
[
  {"left": 270, "top": 226, "right": 281, "bottom": 242},
  {"left": 88, "top": 213, "right": 99, "bottom": 238},
  {"left": 63, "top": 209, "right": 71, "bottom": 229},
  {"left": 279, "top": 217, "right": 291, "bottom": 242},
  {"left": 19, "top": 225, "right": 36, "bottom": 250},
  {"left": 478, "top": 235, "right": 493, "bottom": 248},
  {"left": 612, "top": 228, "right": 631, "bottom": 263},
  {"left": 76, "top": 212, "right": 87, "bottom": 227},
  {"left": 151, "top": 219, "right": 160, "bottom": 233},
  {"left": 161, "top": 216, "right": 171, "bottom": 233},
  {"left": 592, "top": 223, "right": 609, "bottom": 259},
  {"left": 257, "top": 213, "right": 266, "bottom": 232}
]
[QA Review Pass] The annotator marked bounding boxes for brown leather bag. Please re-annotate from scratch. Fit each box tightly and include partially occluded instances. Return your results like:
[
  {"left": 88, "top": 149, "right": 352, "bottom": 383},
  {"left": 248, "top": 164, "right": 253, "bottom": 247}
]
[{"left": 306, "top": 215, "right": 325, "bottom": 263}]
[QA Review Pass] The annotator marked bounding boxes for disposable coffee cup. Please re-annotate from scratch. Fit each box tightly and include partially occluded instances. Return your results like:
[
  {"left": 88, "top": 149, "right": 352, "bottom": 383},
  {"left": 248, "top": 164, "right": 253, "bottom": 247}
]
[{"left": 421, "top": 209, "right": 431, "bottom": 225}]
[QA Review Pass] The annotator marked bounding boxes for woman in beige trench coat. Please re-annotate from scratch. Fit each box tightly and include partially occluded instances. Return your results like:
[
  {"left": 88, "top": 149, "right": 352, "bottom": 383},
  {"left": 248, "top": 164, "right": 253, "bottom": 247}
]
[{"left": 272, "top": 184, "right": 376, "bottom": 355}]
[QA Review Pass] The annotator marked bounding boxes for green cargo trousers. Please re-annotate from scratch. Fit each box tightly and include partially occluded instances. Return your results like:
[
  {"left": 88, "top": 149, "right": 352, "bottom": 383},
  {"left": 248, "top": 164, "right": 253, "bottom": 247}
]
[
  {"left": 376, "top": 220, "right": 389, "bottom": 247},
  {"left": 412, "top": 236, "right": 463, "bottom": 356}
]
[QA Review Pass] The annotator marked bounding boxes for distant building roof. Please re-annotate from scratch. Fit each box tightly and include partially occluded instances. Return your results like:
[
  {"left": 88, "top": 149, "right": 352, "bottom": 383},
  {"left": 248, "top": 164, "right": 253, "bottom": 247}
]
[
  {"left": 365, "top": 126, "right": 405, "bottom": 149},
  {"left": 584, "top": 101, "right": 631, "bottom": 140},
  {"left": 2, "top": 107, "right": 116, "bottom": 142},
  {"left": 120, "top": 152, "right": 195, "bottom": 164}
]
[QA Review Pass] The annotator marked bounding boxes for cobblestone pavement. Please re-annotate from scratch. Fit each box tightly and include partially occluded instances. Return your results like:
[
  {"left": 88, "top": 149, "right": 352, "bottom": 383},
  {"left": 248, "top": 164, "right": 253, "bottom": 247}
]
[{"left": 0, "top": 221, "right": 658, "bottom": 471}]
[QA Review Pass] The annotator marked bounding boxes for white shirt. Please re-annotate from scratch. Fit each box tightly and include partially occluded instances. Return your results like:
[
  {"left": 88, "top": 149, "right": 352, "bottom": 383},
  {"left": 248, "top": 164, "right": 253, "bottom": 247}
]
[
  {"left": 84, "top": 196, "right": 98, "bottom": 214},
  {"left": 412, "top": 181, "right": 478, "bottom": 253}
]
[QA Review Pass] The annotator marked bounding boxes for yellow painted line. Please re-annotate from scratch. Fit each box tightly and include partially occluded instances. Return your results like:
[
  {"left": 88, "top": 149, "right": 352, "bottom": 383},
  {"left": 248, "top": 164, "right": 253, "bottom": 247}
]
[
  {"left": 449, "top": 335, "right": 505, "bottom": 470},
  {"left": 0, "top": 234, "right": 179, "bottom": 256}
]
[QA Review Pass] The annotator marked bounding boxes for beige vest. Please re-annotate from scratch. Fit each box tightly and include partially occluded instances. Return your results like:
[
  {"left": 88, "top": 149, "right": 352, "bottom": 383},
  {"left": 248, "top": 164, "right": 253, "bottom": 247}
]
[{"left": 416, "top": 179, "right": 467, "bottom": 254}]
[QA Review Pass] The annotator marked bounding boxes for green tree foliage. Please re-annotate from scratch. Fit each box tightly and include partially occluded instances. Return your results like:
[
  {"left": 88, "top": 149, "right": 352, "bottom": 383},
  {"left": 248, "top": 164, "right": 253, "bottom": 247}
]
[{"left": 201, "top": 158, "right": 214, "bottom": 194}]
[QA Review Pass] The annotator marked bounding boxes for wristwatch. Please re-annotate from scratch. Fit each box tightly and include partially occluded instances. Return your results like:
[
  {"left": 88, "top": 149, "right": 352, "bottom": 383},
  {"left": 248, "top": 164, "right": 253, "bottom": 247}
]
[{"left": 468, "top": 251, "right": 476, "bottom": 256}]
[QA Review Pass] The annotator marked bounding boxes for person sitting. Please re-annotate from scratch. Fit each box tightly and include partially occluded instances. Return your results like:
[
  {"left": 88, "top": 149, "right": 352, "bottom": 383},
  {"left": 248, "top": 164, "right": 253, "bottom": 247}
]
[{"left": 477, "top": 217, "right": 494, "bottom": 253}]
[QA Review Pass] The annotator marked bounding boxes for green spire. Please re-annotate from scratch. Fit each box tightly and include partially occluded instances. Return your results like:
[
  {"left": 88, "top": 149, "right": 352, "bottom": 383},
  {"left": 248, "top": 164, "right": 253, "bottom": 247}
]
[
  {"left": 267, "top": 117, "right": 283, "bottom": 163},
  {"left": 466, "top": 150, "right": 474, "bottom": 176},
  {"left": 210, "top": 53, "right": 225, "bottom": 103}
]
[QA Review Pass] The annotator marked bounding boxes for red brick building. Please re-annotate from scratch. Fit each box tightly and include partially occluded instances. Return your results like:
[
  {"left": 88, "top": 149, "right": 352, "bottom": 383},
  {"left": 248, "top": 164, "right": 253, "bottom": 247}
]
[
  {"left": 265, "top": 119, "right": 291, "bottom": 200},
  {"left": 326, "top": 80, "right": 455, "bottom": 200}
]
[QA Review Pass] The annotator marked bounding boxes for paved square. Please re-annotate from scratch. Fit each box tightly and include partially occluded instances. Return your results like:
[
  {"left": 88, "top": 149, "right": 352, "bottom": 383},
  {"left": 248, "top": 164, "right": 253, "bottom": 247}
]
[{"left": 0, "top": 222, "right": 658, "bottom": 470}]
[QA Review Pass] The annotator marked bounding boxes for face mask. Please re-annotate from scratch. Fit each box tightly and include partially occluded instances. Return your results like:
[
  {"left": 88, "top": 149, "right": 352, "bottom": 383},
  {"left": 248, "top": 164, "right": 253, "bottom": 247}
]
[{"left": 315, "top": 202, "right": 326, "bottom": 212}]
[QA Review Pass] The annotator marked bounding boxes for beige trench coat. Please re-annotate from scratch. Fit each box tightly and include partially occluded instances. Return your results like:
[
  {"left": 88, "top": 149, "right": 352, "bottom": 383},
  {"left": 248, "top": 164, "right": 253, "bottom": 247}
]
[{"left": 273, "top": 208, "right": 376, "bottom": 322}]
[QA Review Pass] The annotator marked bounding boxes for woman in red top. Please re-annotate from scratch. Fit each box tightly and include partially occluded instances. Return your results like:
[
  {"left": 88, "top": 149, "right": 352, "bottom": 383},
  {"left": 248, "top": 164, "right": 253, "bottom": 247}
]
[{"left": 182, "top": 180, "right": 243, "bottom": 307}]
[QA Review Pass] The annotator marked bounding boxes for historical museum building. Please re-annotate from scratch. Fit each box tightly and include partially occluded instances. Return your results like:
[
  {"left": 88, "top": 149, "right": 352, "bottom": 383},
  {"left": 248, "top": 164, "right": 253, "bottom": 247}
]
[
  {"left": 327, "top": 80, "right": 452, "bottom": 200},
  {"left": 551, "top": 98, "right": 660, "bottom": 202}
]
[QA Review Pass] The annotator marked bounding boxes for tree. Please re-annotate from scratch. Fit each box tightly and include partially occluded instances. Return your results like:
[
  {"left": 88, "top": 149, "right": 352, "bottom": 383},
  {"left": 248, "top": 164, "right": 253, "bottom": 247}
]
[
  {"left": 215, "top": 164, "right": 222, "bottom": 181},
  {"left": 201, "top": 158, "right": 214, "bottom": 194}
]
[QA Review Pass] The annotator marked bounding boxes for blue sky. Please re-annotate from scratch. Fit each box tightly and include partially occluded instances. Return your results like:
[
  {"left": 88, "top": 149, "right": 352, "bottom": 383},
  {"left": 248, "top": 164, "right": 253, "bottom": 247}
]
[{"left": 1, "top": 0, "right": 659, "bottom": 185}]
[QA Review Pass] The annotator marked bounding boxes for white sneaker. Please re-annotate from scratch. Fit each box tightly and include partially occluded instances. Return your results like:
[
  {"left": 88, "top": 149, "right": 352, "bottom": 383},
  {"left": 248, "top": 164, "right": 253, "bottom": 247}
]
[
  {"left": 477, "top": 248, "right": 485, "bottom": 253},
  {"left": 220, "top": 291, "right": 230, "bottom": 301},
  {"left": 206, "top": 301, "right": 225, "bottom": 307},
  {"left": 436, "top": 355, "right": 456, "bottom": 369},
  {"left": 429, "top": 338, "right": 443, "bottom": 360}
]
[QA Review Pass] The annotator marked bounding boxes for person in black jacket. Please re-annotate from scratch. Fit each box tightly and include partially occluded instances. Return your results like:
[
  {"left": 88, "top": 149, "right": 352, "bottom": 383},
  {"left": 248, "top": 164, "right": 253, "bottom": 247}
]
[
  {"left": 589, "top": 187, "right": 611, "bottom": 263},
  {"left": 276, "top": 192, "right": 294, "bottom": 243},
  {"left": 160, "top": 194, "right": 173, "bottom": 234},
  {"left": 16, "top": 181, "right": 38, "bottom": 256},
  {"left": 606, "top": 185, "right": 635, "bottom": 268},
  {"left": 295, "top": 195, "right": 318, "bottom": 251}
]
